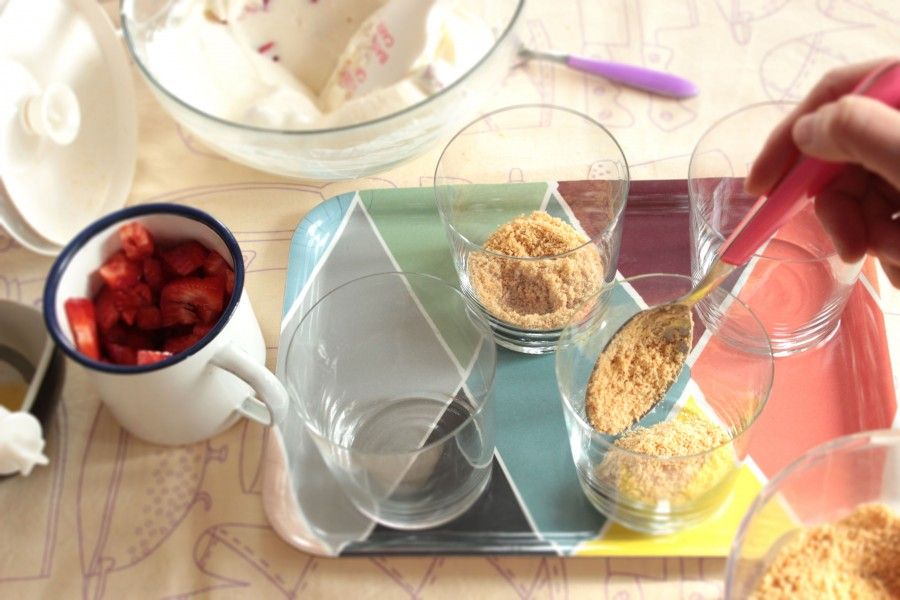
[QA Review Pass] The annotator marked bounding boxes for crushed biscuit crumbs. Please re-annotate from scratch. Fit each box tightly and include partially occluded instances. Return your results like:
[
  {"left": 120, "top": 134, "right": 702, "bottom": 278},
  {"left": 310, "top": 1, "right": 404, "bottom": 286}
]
[
  {"left": 751, "top": 503, "right": 900, "bottom": 599},
  {"left": 597, "top": 409, "right": 734, "bottom": 505},
  {"left": 586, "top": 303, "right": 693, "bottom": 434},
  {"left": 468, "top": 211, "right": 603, "bottom": 330}
]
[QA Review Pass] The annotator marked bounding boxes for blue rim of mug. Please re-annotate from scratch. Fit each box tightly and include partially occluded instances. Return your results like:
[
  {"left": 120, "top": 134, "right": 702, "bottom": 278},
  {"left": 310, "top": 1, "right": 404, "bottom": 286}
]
[{"left": 43, "top": 203, "right": 245, "bottom": 374}]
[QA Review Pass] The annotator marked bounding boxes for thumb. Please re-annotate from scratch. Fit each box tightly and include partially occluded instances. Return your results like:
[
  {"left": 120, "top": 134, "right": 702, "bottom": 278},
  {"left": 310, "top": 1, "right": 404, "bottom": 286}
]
[{"left": 792, "top": 95, "right": 900, "bottom": 190}]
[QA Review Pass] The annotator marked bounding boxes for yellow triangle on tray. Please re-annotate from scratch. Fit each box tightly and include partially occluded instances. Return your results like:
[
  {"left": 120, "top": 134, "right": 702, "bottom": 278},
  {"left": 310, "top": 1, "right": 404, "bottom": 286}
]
[{"left": 574, "top": 397, "right": 794, "bottom": 557}]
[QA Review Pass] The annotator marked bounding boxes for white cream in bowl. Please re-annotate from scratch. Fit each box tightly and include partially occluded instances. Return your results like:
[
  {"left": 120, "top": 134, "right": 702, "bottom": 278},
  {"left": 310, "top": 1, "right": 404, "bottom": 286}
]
[{"left": 140, "top": 0, "right": 495, "bottom": 129}]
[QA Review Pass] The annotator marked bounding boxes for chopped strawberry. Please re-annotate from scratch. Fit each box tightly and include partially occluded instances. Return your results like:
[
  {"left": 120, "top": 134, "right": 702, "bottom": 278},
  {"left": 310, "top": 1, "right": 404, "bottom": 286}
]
[
  {"left": 161, "top": 241, "right": 208, "bottom": 276},
  {"left": 193, "top": 322, "right": 214, "bottom": 338},
  {"left": 70, "top": 223, "right": 235, "bottom": 363},
  {"left": 142, "top": 257, "right": 164, "bottom": 292},
  {"left": 164, "top": 332, "right": 201, "bottom": 354},
  {"left": 94, "top": 285, "right": 119, "bottom": 332},
  {"left": 104, "top": 324, "right": 155, "bottom": 350},
  {"left": 160, "top": 276, "right": 225, "bottom": 326},
  {"left": 135, "top": 306, "right": 162, "bottom": 330},
  {"left": 204, "top": 252, "right": 236, "bottom": 298},
  {"left": 113, "top": 283, "right": 153, "bottom": 326},
  {"left": 118, "top": 222, "right": 155, "bottom": 260},
  {"left": 105, "top": 342, "right": 137, "bottom": 366},
  {"left": 203, "top": 250, "right": 229, "bottom": 275},
  {"left": 98, "top": 251, "right": 142, "bottom": 290},
  {"left": 136, "top": 350, "right": 172, "bottom": 365},
  {"left": 224, "top": 269, "right": 235, "bottom": 295},
  {"left": 65, "top": 298, "right": 101, "bottom": 360}
]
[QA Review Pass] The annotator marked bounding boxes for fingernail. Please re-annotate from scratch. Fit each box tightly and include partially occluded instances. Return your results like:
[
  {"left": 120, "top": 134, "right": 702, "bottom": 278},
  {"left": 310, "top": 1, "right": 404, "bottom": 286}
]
[{"left": 793, "top": 116, "right": 814, "bottom": 148}]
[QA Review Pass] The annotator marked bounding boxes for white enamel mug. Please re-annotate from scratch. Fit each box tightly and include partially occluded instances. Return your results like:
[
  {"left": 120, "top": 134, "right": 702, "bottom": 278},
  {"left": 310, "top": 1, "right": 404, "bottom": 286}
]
[{"left": 43, "top": 204, "right": 288, "bottom": 445}]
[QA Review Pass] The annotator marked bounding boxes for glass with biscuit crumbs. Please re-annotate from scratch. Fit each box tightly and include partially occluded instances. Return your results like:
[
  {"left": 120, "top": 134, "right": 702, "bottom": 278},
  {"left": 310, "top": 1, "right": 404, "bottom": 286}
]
[
  {"left": 556, "top": 274, "right": 773, "bottom": 534},
  {"left": 434, "top": 104, "right": 629, "bottom": 354},
  {"left": 283, "top": 272, "right": 497, "bottom": 530},
  {"left": 726, "top": 429, "right": 900, "bottom": 599}
]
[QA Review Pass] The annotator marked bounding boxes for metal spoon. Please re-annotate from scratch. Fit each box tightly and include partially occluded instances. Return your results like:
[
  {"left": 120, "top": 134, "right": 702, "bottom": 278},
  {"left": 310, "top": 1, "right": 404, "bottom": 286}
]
[{"left": 593, "top": 60, "right": 900, "bottom": 431}]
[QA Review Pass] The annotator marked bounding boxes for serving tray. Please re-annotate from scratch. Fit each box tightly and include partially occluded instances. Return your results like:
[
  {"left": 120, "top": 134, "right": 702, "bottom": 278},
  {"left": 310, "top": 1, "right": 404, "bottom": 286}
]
[{"left": 262, "top": 180, "right": 898, "bottom": 557}]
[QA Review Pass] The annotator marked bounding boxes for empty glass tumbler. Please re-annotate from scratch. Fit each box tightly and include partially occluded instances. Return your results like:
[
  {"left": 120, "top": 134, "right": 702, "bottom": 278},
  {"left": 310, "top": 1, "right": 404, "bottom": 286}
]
[
  {"left": 283, "top": 272, "right": 497, "bottom": 529},
  {"left": 689, "top": 102, "right": 864, "bottom": 356}
]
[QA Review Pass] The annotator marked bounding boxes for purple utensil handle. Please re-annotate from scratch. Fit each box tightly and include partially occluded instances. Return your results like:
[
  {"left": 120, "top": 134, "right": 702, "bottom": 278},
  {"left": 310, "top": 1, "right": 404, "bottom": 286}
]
[{"left": 565, "top": 55, "right": 698, "bottom": 98}]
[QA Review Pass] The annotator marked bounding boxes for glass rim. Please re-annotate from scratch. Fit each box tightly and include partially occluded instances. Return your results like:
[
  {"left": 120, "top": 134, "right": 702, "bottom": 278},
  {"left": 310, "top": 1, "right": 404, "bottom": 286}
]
[
  {"left": 555, "top": 272, "right": 774, "bottom": 461},
  {"left": 433, "top": 103, "right": 631, "bottom": 260},
  {"left": 725, "top": 428, "right": 900, "bottom": 593},
  {"left": 119, "top": 0, "right": 525, "bottom": 136},
  {"left": 688, "top": 100, "right": 849, "bottom": 265},
  {"left": 283, "top": 271, "right": 498, "bottom": 457}
]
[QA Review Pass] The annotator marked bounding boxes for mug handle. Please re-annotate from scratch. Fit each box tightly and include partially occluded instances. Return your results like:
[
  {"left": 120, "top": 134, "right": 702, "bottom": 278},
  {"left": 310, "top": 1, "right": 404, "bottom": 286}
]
[{"left": 210, "top": 345, "right": 288, "bottom": 427}]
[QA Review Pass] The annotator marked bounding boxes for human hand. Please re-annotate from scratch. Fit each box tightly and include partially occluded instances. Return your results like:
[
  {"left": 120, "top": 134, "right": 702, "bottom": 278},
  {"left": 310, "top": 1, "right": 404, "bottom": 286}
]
[{"left": 744, "top": 59, "right": 900, "bottom": 287}]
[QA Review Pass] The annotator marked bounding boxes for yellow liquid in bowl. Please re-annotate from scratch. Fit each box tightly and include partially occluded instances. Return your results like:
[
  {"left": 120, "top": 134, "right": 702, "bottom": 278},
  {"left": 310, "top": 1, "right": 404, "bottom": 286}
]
[{"left": 0, "top": 381, "right": 28, "bottom": 412}]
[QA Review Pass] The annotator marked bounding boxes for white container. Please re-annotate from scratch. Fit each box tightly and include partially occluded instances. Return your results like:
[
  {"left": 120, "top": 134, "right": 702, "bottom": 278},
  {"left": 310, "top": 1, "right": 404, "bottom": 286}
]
[
  {"left": 43, "top": 204, "right": 288, "bottom": 446},
  {"left": 0, "top": 0, "right": 136, "bottom": 255}
]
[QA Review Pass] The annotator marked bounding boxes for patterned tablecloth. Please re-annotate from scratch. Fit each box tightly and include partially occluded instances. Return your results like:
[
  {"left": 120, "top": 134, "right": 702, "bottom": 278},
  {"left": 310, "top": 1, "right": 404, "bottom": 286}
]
[{"left": 1, "top": 1, "right": 897, "bottom": 597}]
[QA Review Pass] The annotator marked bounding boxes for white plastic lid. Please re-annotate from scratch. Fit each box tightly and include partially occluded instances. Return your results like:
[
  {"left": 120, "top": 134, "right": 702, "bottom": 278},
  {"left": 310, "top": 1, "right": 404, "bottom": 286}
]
[{"left": 0, "top": 0, "right": 136, "bottom": 254}]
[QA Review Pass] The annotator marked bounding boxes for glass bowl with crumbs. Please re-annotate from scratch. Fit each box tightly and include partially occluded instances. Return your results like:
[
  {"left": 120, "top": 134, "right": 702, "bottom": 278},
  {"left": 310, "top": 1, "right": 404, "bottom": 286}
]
[
  {"left": 556, "top": 273, "right": 773, "bottom": 533},
  {"left": 726, "top": 429, "right": 900, "bottom": 600},
  {"left": 434, "top": 104, "right": 629, "bottom": 353}
]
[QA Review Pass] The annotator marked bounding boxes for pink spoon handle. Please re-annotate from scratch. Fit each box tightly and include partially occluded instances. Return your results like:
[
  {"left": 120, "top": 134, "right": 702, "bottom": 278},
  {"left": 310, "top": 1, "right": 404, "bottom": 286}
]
[{"left": 720, "top": 61, "right": 900, "bottom": 267}]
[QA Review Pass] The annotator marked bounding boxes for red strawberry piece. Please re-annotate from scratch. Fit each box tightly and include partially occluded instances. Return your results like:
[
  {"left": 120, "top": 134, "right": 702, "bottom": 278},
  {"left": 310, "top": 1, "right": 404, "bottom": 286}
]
[
  {"left": 103, "top": 324, "right": 154, "bottom": 350},
  {"left": 203, "top": 252, "right": 236, "bottom": 297},
  {"left": 113, "top": 283, "right": 153, "bottom": 326},
  {"left": 94, "top": 285, "right": 120, "bottom": 332},
  {"left": 103, "top": 324, "right": 127, "bottom": 345},
  {"left": 160, "top": 276, "right": 225, "bottom": 327},
  {"left": 209, "top": 272, "right": 236, "bottom": 301},
  {"left": 224, "top": 269, "right": 235, "bottom": 296},
  {"left": 135, "top": 306, "right": 162, "bottom": 330},
  {"left": 142, "top": 257, "right": 164, "bottom": 292},
  {"left": 118, "top": 222, "right": 155, "bottom": 260},
  {"left": 99, "top": 251, "right": 142, "bottom": 290},
  {"left": 125, "top": 327, "right": 155, "bottom": 350},
  {"left": 193, "top": 322, "right": 215, "bottom": 339},
  {"left": 137, "top": 350, "right": 172, "bottom": 365},
  {"left": 105, "top": 342, "right": 137, "bottom": 366},
  {"left": 203, "top": 250, "right": 229, "bottom": 275},
  {"left": 163, "top": 332, "right": 201, "bottom": 355},
  {"left": 161, "top": 241, "right": 208, "bottom": 277},
  {"left": 64, "top": 298, "right": 101, "bottom": 360}
]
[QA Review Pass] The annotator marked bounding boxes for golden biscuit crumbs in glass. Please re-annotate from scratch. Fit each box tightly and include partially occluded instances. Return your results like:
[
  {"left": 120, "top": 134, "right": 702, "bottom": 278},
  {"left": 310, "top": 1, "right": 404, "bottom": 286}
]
[
  {"left": 751, "top": 504, "right": 900, "bottom": 600},
  {"left": 468, "top": 211, "right": 603, "bottom": 330}
]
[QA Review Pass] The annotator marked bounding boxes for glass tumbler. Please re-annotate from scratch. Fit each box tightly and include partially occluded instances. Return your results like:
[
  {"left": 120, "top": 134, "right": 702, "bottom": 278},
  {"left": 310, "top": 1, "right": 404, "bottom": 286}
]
[
  {"left": 689, "top": 102, "right": 864, "bottom": 356},
  {"left": 434, "top": 104, "right": 629, "bottom": 354},
  {"left": 283, "top": 272, "right": 497, "bottom": 529},
  {"left": 556, "top": 274, "right": 773, "bottom": 534},
  {"left": 726, "top": 429, "right": 900, "bottom": 598}
]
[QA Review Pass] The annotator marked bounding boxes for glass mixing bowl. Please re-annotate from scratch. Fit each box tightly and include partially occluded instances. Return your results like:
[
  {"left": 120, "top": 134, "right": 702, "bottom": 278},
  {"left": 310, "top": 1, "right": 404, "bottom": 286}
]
[{"left": 120, "top": 0, "right": 524, "bottom": 180}]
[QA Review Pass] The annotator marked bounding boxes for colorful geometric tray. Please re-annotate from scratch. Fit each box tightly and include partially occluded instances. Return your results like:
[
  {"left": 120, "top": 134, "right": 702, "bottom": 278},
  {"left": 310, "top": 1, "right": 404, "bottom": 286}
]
[{"left": 262, "top": 180, "right": 898, "bottom": 557}]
